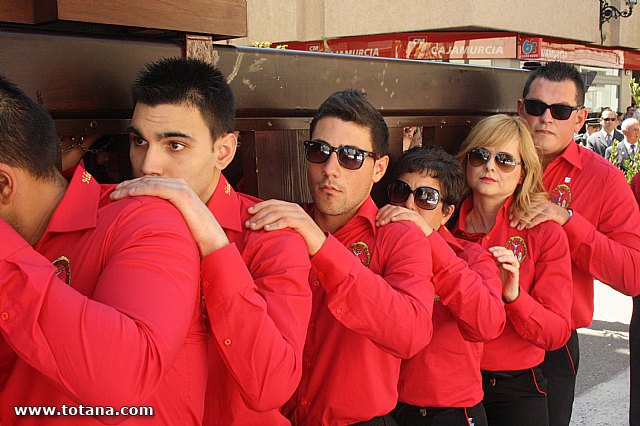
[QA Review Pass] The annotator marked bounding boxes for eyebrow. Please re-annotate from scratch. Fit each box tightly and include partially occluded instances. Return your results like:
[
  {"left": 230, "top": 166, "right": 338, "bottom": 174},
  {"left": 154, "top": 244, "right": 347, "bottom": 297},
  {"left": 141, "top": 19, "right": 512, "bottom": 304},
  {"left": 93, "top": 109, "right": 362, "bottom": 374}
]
[{"left": 126, "top": 126, "right": 194, "bottom": 141}]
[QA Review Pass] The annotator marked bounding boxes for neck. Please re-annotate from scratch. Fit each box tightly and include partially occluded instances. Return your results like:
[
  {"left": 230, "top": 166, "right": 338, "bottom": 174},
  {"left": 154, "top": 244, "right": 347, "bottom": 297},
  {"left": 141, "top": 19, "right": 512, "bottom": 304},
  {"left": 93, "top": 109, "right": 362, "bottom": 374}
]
[
  {"left": 312, "top": 209, "right": 353, "bottom": 235},
  {"left": 23, "top": 174, "right": 68, "bottom": 245},
  {"left": 466, "top": 195, "right": 506, "bottom": 234}
]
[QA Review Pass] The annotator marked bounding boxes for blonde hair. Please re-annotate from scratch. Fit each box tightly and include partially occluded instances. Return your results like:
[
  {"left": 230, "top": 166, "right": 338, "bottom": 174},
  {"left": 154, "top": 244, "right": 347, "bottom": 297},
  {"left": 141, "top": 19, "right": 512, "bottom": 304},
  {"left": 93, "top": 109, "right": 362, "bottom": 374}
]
[{"left": 457, "top": 114, "right": 547, "bottom": 222}]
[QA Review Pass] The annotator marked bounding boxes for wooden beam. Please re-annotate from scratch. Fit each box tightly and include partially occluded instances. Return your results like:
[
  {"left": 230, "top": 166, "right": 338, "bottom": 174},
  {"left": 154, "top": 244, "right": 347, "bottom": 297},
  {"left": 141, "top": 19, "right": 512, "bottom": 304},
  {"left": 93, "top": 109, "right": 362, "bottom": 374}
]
[
  {"left": 56, "top": 0, "right": 246, "bottom": 37},
  {"left": 0, "top": 0, "right": 57, "bottom": 24}
]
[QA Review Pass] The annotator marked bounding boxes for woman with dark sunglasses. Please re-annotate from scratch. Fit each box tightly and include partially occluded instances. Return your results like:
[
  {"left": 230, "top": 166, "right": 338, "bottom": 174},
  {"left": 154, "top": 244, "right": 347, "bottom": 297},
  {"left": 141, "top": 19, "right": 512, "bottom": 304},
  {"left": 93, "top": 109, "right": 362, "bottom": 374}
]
[
  {"left": 376, "top": 146, "right": 506, "bottom": 426},
  {"left": 453, "top": 114, "right": 573, "bottom": 426}
]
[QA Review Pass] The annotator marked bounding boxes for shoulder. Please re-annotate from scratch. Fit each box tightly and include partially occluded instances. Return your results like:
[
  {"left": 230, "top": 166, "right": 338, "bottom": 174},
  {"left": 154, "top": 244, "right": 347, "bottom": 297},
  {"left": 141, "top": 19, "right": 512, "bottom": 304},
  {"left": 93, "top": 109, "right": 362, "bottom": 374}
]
[{"left": 587, "top": 133, "right": 601, "bottom": 143}]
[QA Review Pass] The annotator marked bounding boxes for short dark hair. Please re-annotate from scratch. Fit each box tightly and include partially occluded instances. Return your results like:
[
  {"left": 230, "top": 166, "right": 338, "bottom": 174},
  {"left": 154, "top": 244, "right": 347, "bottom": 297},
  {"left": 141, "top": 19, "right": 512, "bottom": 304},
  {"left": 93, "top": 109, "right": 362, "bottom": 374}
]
[
  {"left": 0, "top": 75, "right": 60, "bottom": 179},
  {"left": 522, "top": 61, "right": 585, "bottom": 106},
  {"left": 310, "top": 89, "right": 389, "bottom": 156},
  {"left": 131, "top": 58, "right": 235, "bottom": 142},
  {"left": 392, "top": 146, "right": 467, "bottom": 211}
]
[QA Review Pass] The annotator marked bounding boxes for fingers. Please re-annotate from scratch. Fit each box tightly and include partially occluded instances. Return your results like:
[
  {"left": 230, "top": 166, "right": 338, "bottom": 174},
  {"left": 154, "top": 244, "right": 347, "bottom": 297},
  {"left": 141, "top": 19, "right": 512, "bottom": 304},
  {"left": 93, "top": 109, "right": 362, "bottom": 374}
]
[
  {"left": 246, "top": 201, "right": 308, "bottom": 231},
  {"left": 111, "top": 176, "right": 190, "bottom": 201},
  {"left": 375, "top": 205, "right": 419, "bottom": 227},
  {"left": 488, "top": 246, "right": 519, "bottom": 268}
]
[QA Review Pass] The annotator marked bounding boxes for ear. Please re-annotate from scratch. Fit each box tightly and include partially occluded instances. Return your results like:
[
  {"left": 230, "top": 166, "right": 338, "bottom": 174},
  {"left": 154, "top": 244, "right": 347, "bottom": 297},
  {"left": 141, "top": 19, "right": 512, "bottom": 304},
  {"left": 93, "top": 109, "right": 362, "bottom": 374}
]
[
  {"left": 440, "top": 204, "right": 455, "bottom": 226},
  {"left": 372, "top": 155, "right": 389, "bottom": 183},
  {"left": 0, "top": 164, "right": 17, "bottom": 205},
  {"left": 574, "top": 108, "right": 588, "bottom": 133},
  {"left": 212, "top": 132, "right": 238, "bottom": 171},
  {"left": 517, "top": 98, "right": 526, "bottom": 117}
]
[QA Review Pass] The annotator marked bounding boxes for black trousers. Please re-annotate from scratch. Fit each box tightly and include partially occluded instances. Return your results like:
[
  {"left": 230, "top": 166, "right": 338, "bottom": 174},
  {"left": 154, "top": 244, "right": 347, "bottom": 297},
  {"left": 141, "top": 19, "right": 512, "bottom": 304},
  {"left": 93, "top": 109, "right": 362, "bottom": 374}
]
[
  {"left": 391, "top": 402, "right": 487, "bottom": 426},
  {"left": 482, "top": 366, "right": 549, "bottom": 426},
  {"left": 353, "top": 414, "right": 398, "bottom": 426},
  {"left": 540, "top": 330, "right": 579, "bottom": 426},
  {"left": 631, "top": 295, "right": 640, "bottom": 426}
]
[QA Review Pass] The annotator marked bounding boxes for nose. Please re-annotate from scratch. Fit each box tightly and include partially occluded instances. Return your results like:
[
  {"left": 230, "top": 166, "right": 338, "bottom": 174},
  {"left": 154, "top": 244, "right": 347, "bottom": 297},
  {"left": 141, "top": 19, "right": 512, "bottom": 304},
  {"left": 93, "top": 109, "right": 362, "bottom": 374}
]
[
  {"left": 539, "top": 106, "right": 554, "bottom": 123},
  {"left": 483, "top": 154, "right": 497, "bottom": 171},
  {"left": 321, "top": 152, "right": 341, "bottom": 177},
  {"left": 403, "top": 193, "right": 418, "bottom": 212},
  {"left": 137, "top": 146, "right": 163, "bottom": 177}
]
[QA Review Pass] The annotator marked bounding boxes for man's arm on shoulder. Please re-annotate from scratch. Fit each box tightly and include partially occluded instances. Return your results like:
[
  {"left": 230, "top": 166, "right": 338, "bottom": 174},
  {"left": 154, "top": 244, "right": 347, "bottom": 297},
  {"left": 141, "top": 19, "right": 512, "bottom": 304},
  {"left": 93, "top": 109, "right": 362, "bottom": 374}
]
[
  {"left": 312, "top": 222, "right": 434, "bottom": 358},
  {"left": 0, "top": 202, "right": 201, "bottom": 406},
  {"left": 201, "top": 226, "right": 311, "bottom": 411},
  {"left": 563, "top": 169, "right": 640, "bottom": 295}
]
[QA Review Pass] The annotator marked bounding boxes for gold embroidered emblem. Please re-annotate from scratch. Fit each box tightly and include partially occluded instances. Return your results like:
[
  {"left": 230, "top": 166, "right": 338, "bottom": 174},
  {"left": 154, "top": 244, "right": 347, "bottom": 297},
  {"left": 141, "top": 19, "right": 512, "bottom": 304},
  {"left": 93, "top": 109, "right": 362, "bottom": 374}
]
[
  {"left": 81, "top": 171, "right": 92, "bottom": 184},
  {"left": 505, "top": 236, "right": 527, "bottom": 264},
  {"left": 434, "top": 294, "right": 441, "bottom": 302},
  {"left": 224, "top": 182, "right": 231, "bottom": 195},
  {"left": 52, "top": 256, "right": 71, "bottom": 285},
  {"left": 549, "top": 184, "right": 572, "bottom": 208},
  {"left": 349, "top": 241, "right": 371, "bottom": 267}
]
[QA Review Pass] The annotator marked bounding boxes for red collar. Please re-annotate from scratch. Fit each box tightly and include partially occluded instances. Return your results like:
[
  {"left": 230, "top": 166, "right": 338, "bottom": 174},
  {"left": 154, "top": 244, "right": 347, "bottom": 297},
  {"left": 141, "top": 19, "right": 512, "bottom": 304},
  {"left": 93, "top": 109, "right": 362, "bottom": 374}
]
[
  {"left": 45, "top": 165, "right": 101, "bottom": 234},
  {"left": 205, "top": 175, "right": 243, "bottom": 233}
]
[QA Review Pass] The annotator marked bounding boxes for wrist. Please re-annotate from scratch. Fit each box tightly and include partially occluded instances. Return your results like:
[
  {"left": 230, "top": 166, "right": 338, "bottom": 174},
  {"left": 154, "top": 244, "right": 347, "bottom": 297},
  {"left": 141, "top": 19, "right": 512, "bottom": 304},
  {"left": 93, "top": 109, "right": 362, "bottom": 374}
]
[
  {"left": 503, "top": 286, "right": 520, "bottom": 304},
  {"left": 562, "top": 208, "right": 573, "bottom": 226}
]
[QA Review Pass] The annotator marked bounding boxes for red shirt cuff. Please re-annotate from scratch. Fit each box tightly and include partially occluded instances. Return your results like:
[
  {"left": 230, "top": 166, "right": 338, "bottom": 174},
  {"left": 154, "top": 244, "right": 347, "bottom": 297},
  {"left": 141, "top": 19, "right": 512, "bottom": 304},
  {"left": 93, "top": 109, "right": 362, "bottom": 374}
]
[
  {"left": 311, "top": 234, "right": 361, "bottom": 293},
  {"left": 562, "top": 209, "right": 593, "bottom": 250},
  {"left": 201, "top": 243, "right": 256, "bottom": 305}
]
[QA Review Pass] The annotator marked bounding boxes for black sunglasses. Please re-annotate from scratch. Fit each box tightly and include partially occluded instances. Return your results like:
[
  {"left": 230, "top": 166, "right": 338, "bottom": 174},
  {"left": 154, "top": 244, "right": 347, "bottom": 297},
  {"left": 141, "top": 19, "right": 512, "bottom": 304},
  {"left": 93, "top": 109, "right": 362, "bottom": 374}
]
[
  {"left": 602, "top": 117, "right": 617, "bottom": 122},
  {"left": 304, "top": 140, "right": 380, "bottom": 170},
  {"left": 467, "top": 148, "right": 524, "bottom": 172},
  {"left": 388, "top": 180, "right": 441, "bottom": 210},
  {"left": 523, "top": 99, "right": 584, "bottom": 120}
]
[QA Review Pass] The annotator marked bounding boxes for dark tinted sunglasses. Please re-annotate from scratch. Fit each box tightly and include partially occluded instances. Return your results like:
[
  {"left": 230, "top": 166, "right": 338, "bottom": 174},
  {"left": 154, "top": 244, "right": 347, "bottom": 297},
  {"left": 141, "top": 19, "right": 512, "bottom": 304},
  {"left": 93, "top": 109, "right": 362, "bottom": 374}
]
[
  {"left": 388, "top": 180, "right": 440, "bottom": 210},
  {"left": 602, "top": 117, "right": 617, "bottom": 122},
  {"left": 304, "top": 140, "right": 380, "bottom": 170},
  {"left": 467, "top": 148, "right": 524, "bottom": 172},
  {"left": 523, "top": 99, "right": 584, "bottom": 120}
]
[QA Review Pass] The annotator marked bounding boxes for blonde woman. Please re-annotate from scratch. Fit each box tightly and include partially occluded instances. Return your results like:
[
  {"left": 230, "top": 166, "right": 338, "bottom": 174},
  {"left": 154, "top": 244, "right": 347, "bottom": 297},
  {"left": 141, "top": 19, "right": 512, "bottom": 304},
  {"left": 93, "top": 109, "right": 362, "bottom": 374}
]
[{"left": 453, "top": 114, "right": 572, "bottom": 426}]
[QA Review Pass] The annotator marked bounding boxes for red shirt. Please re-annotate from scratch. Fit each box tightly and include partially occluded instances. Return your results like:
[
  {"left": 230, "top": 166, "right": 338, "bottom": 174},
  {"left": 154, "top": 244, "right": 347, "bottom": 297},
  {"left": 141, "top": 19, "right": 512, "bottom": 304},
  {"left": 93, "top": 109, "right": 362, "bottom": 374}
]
[
  {"left": 543, "top": 142, "right": 640, "bottom": 329},
  {"left": 0, "top": 166, "right": 206, "bottom": 425},
  {"left": 398, "top": 227, "right": 505, "bottom": 408},
  {"left": 454, "top": 196, "right": 572, "bottom": 371},
  {"left": 201, "top": 176, "right": 312, "bottom": 425},
  {"left": 631, "top": 173, "right": 640, "bottom": 207},
  {"left": 286, "top": 197, "right": 434, "bottom": 425}
]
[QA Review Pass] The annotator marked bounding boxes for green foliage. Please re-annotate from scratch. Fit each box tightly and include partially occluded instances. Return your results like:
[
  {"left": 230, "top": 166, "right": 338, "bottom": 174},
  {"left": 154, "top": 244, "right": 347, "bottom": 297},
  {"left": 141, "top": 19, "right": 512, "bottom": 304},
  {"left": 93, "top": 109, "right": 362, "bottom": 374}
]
[{"left": 608, "top": 139, "right": 640, "bottom": 183}]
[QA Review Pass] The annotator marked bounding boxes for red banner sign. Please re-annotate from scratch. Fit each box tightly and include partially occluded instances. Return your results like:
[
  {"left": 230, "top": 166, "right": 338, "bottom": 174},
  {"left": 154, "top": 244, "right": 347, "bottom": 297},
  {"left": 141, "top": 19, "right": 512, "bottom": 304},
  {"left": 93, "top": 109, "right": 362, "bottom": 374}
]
[{"left": 282, "top": 32, "right": 517, "bottom": 60}]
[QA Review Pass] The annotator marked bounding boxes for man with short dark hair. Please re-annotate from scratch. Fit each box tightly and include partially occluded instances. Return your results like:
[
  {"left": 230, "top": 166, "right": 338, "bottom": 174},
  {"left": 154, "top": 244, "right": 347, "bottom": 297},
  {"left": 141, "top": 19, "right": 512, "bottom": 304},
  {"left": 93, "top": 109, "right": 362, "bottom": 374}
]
[
  {"left": 514, "top": 61, "right": 640, "bottom": 426},
  {"left": 586, "top": 107, "right": 624, "bottom": 157},
  {"left": 111, "top": 58, "right": 312, "bottom": 425},
  {"left": 0, "top": 75, "right": 207, "bottom": 424},
  {"left": 246, "top": 89, "right": 435, "bottom": 424}
]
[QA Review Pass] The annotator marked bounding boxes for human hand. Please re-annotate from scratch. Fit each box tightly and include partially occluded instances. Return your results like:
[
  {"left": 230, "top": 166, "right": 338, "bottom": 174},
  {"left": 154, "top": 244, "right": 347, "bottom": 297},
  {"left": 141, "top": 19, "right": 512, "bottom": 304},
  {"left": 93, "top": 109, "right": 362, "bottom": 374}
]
[
  {"left": 375, "top": 204, "right": 434, "bottom": 237},
  {"left": 246, "top": 200, "right": 326, "bottom": 255},
  {"left": 509, "top": 199, "right": 570, "bottom": 230},
  {"left": 488, "top": 246, "right": 520, "bottom": 303},
  {"left": 111, "top": 176, "right": 229, "bottom": 256}
]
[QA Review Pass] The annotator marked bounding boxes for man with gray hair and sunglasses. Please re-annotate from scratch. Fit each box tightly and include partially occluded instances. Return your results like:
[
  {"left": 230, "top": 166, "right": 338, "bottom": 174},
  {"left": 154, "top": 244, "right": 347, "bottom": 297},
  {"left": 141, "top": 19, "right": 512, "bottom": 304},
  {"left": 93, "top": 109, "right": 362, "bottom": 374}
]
[{"left": 513, "top": 61, "right": 640, "bottom": 426}]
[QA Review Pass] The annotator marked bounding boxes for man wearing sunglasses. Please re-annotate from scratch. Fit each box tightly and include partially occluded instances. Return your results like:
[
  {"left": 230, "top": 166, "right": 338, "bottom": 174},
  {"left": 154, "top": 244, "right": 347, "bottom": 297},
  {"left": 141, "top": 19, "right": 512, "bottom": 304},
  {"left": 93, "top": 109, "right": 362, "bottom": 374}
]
[
  {"left": 586, "top": 107, "right": 624, "bottom": 157},
  {"left": 247, "top": 89, "right": 435, "bottom": 424},
  {"left": 111, "top": 58, "right": 312, "bottom": 425},
  {"left": 515, "top": 61, "right": 640, "bottom": 426},
  {"left": 376, "top": 147, "right": 506, "bottom": 426},
  {"left": 604, "top": 118, "right": 640, "bottom": 171}
]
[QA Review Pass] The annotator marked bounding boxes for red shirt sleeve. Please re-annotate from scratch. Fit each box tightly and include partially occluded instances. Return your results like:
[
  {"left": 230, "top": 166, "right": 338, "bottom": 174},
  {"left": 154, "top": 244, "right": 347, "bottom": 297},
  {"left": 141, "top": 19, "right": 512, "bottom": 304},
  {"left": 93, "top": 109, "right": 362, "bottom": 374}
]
[
  {"left": 505, "top": 223, "right": 572, "bottom": 351},
  {"left": 0, "top": 202, "right": 201, "bottom": 408},
  {"left": 563, "top": 168, "right": 640, "bottom": 296},
  {"left": 201, "top": 229, "right": 312, "bottom": 412},
  {"left": 310, "top": 223, "right": 434, "bottom": 359},
  {"left": 631, "top": 173, "right": 640, "bottom": 207},
  {"left": 429, "top": 231, "right": 505, "bottom": 342}
]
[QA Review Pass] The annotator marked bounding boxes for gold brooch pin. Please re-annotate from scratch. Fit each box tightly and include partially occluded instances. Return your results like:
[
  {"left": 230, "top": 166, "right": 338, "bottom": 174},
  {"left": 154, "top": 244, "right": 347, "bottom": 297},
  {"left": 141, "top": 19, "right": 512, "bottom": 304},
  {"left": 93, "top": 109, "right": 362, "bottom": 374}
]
[
  {"left": 81, "top": 171, "right": 92, "bottom": 184},
  {"left": 224, "top": 182, "right": 231, "bottom": 195}
]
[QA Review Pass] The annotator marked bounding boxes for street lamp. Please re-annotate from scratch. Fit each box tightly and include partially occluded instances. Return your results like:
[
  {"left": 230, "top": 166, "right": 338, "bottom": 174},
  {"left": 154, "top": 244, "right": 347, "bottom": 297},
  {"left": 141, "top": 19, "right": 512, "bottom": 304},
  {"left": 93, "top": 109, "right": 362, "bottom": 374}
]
[{"left": 600, "top": 0, "right": 637, "bottom": 43}]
